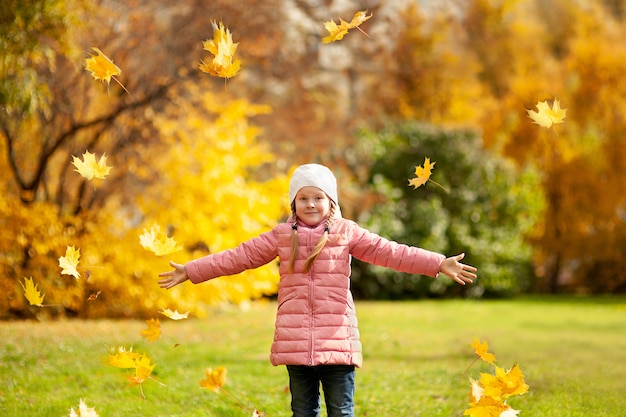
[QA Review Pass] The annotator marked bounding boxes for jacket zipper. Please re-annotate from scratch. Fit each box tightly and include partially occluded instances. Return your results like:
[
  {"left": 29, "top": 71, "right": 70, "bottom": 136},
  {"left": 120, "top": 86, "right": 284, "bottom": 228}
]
[{"left": 308, "top": 227, "right": 315, "bottom": 366}]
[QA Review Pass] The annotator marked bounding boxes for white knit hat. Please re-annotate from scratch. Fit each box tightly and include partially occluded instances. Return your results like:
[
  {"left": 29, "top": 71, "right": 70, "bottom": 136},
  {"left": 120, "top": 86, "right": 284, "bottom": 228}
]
[{"left": 289, "top": 164, "right": 338, "bottom": 205}]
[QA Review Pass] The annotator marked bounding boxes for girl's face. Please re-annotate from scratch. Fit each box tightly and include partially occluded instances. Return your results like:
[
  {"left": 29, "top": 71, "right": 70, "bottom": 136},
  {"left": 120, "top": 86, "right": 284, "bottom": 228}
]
[{"left": 294, "top": 186, "right": 331, "bottom": 226}]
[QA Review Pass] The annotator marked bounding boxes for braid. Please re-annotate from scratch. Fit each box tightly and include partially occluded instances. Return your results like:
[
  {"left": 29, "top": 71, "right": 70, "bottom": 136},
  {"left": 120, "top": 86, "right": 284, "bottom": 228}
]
[
  {"left": 288, "top": 203, "right": 298, "bottom": 273},
  {"left": 303, "top": 202, "right": 336, "bottom": 272}
]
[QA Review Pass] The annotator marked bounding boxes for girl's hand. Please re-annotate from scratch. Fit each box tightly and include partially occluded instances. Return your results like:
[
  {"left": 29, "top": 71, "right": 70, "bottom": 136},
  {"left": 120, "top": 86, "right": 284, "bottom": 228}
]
[
  {"left": 439, "top": 253, "right": 477, "bottom": 285},
  {"left": 158, "top": 261, "right": 189, "bottom": 289}
]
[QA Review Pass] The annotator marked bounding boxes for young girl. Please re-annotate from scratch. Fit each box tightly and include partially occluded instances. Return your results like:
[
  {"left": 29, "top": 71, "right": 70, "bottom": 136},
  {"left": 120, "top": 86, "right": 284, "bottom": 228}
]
[{"left": 158, "top": 163, "right": 477, "bottom": 417}]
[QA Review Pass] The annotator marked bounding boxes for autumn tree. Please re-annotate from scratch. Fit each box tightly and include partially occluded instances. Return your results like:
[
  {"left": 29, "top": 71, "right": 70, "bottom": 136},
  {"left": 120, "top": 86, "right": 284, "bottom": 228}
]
[
  {"left": 0, "top": 0, "right": 288, "bottom": 318},
  {"left": 385, "top": 0, "right": 626, "bottom": 293},
  {"left": 461, "top": 0, "right": 626, "bottom": 293}
]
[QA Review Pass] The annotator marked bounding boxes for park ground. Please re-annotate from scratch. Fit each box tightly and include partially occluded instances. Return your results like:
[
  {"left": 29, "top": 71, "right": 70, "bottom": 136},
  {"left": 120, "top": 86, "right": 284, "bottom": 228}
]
[{"left": 1, "top": 296, "right": 625, "bottom": 416}]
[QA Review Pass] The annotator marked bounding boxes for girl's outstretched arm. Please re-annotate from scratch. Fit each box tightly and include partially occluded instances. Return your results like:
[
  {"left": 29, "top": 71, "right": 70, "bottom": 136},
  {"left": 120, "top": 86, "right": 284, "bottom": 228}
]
[
  {"left": 439, "top": 253, "right": 477, "bottom": 285},
  {"left": 158, "top": 261, "right": 189, "bottom": 289}
]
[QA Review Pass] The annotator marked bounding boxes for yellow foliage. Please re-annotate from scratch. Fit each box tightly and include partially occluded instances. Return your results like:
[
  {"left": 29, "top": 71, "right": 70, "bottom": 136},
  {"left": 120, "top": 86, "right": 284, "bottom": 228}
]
[
  {"left": 393, "top": 5, "right": 488, "bottom": 127},
  {"left": 0, "top": 79, "right": 287, "bottom": 318},
  {"left": 135, "top": 81, "right": 288, "bottom": 316}
]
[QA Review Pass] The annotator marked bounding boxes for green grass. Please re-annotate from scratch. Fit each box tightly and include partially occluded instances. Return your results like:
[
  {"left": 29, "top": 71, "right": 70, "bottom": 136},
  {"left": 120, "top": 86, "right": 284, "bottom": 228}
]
[{"left": 1, "top": 297, "right": 625, "bottom": 416}]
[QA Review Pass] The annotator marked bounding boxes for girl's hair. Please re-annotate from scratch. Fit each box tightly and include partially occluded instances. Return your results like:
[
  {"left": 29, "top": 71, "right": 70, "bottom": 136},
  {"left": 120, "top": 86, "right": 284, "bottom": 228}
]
[{"left": 288, "top": 200, "right": 336, "bottom": 273}]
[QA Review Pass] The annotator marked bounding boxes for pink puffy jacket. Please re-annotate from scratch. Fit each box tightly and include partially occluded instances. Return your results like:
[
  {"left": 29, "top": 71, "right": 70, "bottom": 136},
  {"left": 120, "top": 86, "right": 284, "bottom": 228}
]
[{"left": 185, "top": 217, "right": 445, "bottom": 368}]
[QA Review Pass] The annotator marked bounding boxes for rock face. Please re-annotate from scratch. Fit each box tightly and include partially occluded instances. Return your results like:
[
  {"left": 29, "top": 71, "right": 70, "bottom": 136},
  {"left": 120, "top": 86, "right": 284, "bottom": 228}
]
[{"left": 99, "top": 0, "right": 421, "bottom": 156}]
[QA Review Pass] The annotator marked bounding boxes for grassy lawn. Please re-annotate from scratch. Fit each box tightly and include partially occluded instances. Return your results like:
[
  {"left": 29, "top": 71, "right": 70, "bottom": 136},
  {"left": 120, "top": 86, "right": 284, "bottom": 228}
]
[{"left": 1, "top": 297, "right": 625, "bottom": 416}]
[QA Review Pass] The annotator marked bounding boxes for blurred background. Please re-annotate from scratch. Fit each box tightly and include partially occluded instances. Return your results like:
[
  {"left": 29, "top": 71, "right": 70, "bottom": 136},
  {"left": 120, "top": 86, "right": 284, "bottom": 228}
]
[{"left": 2, "top": 0, "right": 625, "bottom": 319}]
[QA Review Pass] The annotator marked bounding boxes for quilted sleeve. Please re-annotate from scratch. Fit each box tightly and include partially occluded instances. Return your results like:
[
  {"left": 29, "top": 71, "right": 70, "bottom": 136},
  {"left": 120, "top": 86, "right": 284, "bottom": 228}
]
[
  {"left": 185, "top": 229, "right": 280, "bottom": 284},
  {"left": 348, "top": 222, "right": 445, "bottom": 278}
]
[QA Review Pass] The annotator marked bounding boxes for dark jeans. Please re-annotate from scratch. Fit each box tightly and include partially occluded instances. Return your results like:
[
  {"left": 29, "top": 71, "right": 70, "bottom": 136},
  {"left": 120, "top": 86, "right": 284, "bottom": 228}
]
[{"left": 286, "top": 364, "right": 356, "bottom": 417}]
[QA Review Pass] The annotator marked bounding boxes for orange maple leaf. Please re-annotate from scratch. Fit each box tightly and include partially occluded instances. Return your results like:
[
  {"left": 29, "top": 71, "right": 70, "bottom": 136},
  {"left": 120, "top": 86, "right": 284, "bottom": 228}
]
[
  {"left": 200, "top": 366, "right": 227, "bottom": 392},
  {"left": 199, "top": 21, "right": 241, "bottom": 79},
  {"left": 84, "top": 47, "right": 129, "bottom": 94},
  {"left": 526, "top": 98, "right": 567, "bottom": 128},
  {"left": 322, "top": 10, "right": 373, "bottom": 43},
  {"left": 21, "top": 276, "right": 45, "bottom": 306},
  {"left": 140, "top": 318, "right": 161, "bottom": 343}
]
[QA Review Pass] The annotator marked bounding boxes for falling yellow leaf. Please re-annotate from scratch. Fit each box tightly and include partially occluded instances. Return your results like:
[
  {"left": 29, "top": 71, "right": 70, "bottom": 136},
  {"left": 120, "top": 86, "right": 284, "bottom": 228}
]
[
  {"left": 500, "top": 408, "right": 522, "bottom": 417},
  {"left": 322, "top": 10, "right": 373, "bottom": 43},
  {"left": 471, "top": 337, "right": 497, "bottom": 365},
  {"left": 199, "top": 21, "right": 241, "bottom": 79},
  {"left": 469, "top": 378, "right": 484, "bottom": 403},
  {"left": 69, "top": 399, "right": 99, "bottom": 417},
  {"left": 107, "top": 346, "right": 142, "bottom": 369},
  {"left": 464, "top": 338, "right": 528, "bottom": 417},
  {"left": 72, "top": 151, "right": 112, "bottom": 181},
  {"left": 84, "top": 47, "right": 129, "bottom": 93},
  {"left": 481, "top": 364, "right": 529, "bottom": 400},
  {"left": 106, "top": 346, "right": 162, "bottom": 398},
  {"left": 159, "top": 308, "right": 189, "bottom": 320},
  {"left": 126, "top": 353, "right": 156, "bottom": 386},
  {"left": 408, "top": 157, "right": 435, "bottom": 189},
  {"left": 140, "top": 318, "right": 161, "bottom": 343},
  {"left": 526, "top": 99, "right": 567, "bottom": 128},
  {"left": 85, "top": 47, "right": 120, "bottom": 83},
  {"left": 87, "top": 291, "right": 101, "bottom": 301},
  {"left": 59, "top": 245, "right": 81, "bottom": 279},
  {"left": 463, "top": 394, "right": 511, "bottom": 417},
  {"left": 200, "top": 366, "right": 227, "bottom": 392},
  {"left": 408, "top": 157, "right": 448, "bottom": 192},
  {"left": 322, "top": 20, "right": 349, "bottom": 43},
  {"left": 21, "top": 276, "right": 45, "bottom": 306},
  {"left": 139, "top": 223, "right": 183, "bottom": 256}
]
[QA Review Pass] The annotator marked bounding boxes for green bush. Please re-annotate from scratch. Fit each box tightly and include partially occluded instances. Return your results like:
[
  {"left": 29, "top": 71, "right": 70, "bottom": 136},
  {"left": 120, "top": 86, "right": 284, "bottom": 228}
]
[{"left": 351, "top": 122, "right": 544, "bottom": 298}]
